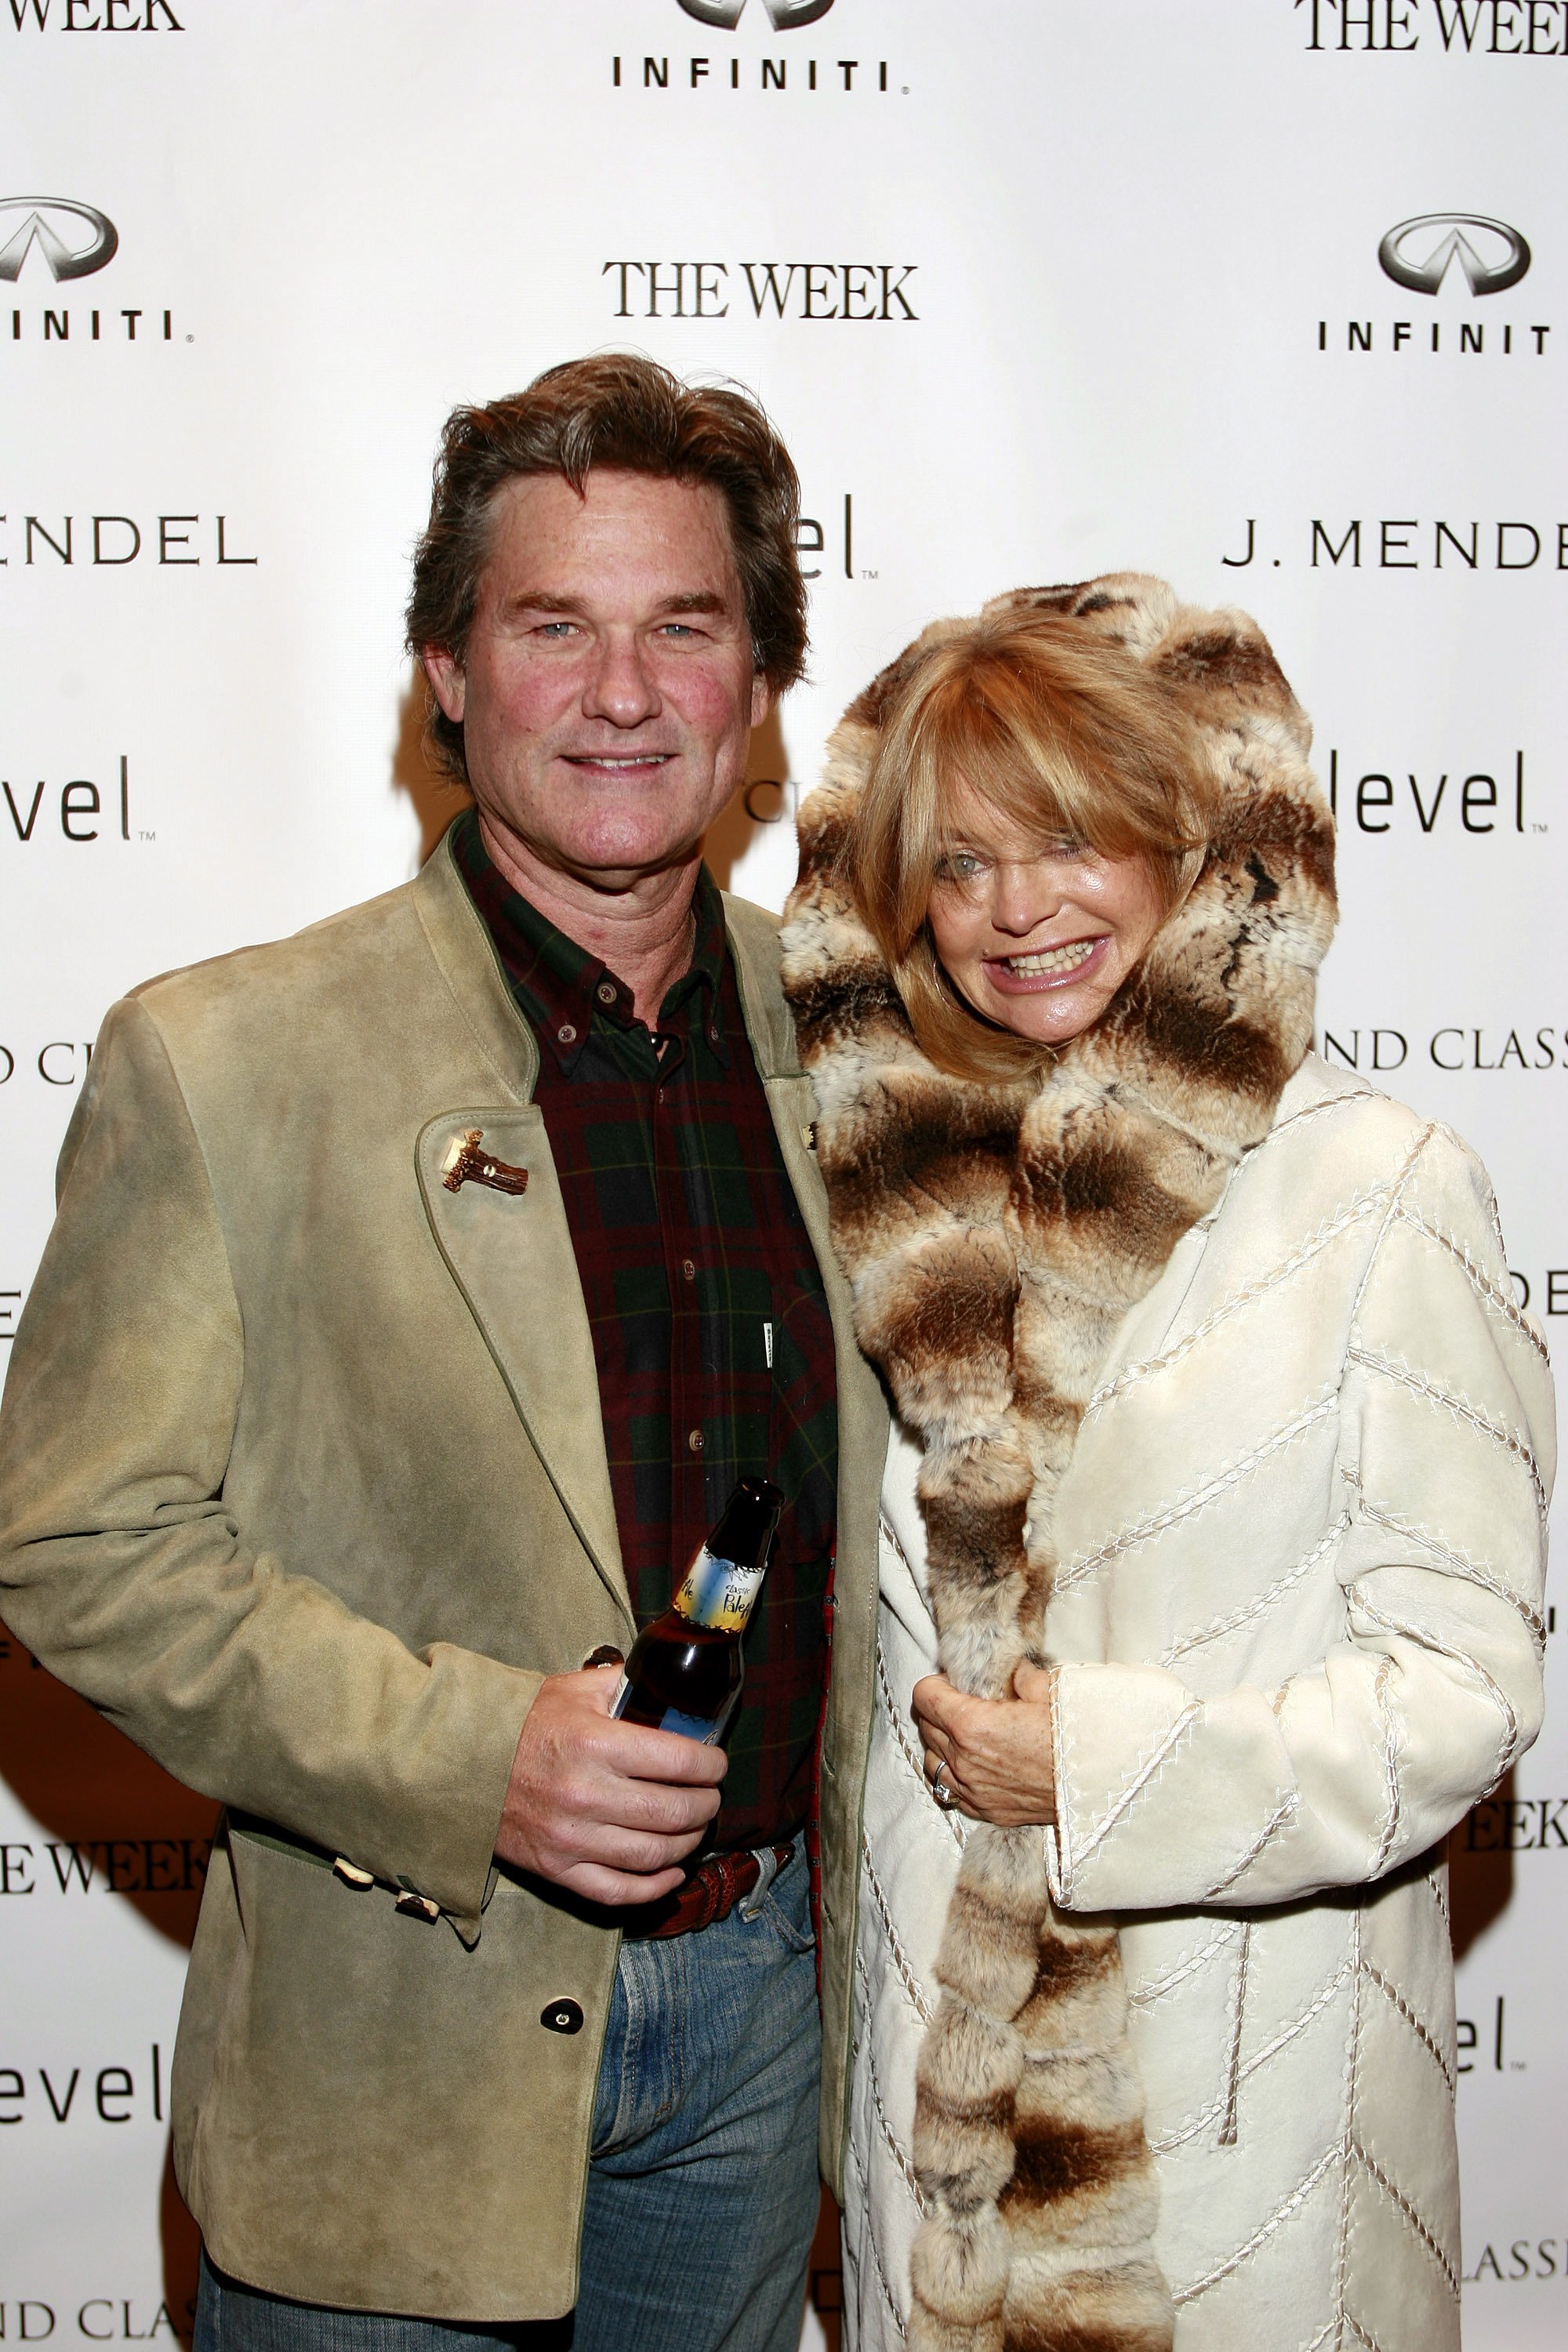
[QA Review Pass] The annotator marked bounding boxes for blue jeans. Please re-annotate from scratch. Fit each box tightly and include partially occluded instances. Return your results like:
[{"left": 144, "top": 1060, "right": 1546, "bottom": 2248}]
[{"left": 194, "top": 1851, "right": 822, "bottom": 2352}]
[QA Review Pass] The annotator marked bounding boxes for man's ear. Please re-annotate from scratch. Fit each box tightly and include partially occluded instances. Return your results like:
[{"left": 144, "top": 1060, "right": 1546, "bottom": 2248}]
[
  {"left": 750, "top": 673, "right": 772, "bottom": 731},
  {"left": 422, "top": 646, "right": 466, "bottom": 724}
]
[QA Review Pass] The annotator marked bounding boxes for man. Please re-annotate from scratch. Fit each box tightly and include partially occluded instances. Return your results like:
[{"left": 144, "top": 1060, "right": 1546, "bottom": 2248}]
[{"left": 0, "top": 358, "right": 886, "bottom": 2351}]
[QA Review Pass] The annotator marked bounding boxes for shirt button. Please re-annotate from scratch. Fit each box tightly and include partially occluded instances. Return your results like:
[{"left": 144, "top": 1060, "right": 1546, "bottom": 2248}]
[
  {"left": 707, "top": 1025, "right": 720, "bottom": 1044},
  {"left": 688, "top": 1429, "right": 705, "bottom": 1454},
  {"left": 681, "top": 1259, "right": 696, "bottom": 1283},
  {"left": 557, "top": 1023, "right": 577, "bottom": 1047},
  {"left": 596, "top": 982, "right": 617, "bottom": 1007}
]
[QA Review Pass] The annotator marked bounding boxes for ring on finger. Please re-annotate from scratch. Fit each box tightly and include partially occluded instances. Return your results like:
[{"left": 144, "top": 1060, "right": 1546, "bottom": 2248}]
[{"left": 931, "top": 1761, "right": 959, "bottom": 1812}]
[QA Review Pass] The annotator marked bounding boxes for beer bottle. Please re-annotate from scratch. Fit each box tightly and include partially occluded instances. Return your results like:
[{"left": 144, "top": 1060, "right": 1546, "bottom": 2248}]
[{"left": 610, "top": 1477, "right": 784, "bottom": 1744}]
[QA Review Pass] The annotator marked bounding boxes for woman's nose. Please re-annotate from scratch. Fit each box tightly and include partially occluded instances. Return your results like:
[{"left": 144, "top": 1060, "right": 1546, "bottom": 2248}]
[{"left": 989, "top": 861, "right": 1060, "bottom": 935}]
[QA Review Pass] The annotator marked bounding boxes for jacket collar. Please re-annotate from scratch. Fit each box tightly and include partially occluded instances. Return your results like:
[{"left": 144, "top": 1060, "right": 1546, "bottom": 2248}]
[
  {"left": 411, "top": 820, "right": 801, "bottom": 1087},
  {"left": 410, "top": 826, "right": 541, "bottom": 1102}
]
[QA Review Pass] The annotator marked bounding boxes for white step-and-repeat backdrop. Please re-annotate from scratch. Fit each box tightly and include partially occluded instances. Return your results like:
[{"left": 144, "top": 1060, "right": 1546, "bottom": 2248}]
[{"left": 2, "top": 3, "right": 1563, "bottom": 2344}]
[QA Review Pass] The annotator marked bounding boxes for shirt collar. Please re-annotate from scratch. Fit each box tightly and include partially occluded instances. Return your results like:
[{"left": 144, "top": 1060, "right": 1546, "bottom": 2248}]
[{"left": 449, "top": 808, "right": 730, "bottom": 1071}]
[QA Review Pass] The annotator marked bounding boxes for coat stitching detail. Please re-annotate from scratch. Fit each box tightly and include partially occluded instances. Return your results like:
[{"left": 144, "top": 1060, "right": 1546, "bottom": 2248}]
[
  {"left": 1345, "top": 1346, "right": 1547, "bottom": 1524},
  {"left": 1370, "top": 1656, "right": 1403, "bottom": 1877},
  {"left": 1349, "top": 1584, "right": 1519, "bottom": 1786},
  {"left": 844, "top": 2125, "right": 911, "bottom": 2336},
  {"left": 860, "top": 1834, "right": 935, "bottom": 2025},
  {"left": 1330, "top": 1911, "right": 1364, "bottom": 2348},
  {"left": 1350, "top": 2143, "right": 1461, "bottom": 2300},
  {"left": 1073, "top": 1700, "right": 1202, "bottom": 1867},
  {"left": 1205, "top": 1791, "right": 1301, "bottom": 1899},
  {"left": 1392, "top": 1207, "right": 1551, "bottom": 1365},
  {"left": 1354, "top": 1498, "right": 1545, "bottom": 1646},
  {"left": 1360, "top": 1960, "right": 1456, "bottom": 2095},
  {"left": 1087, "top": 1183, "right": 1399, "bottom": 1419},
  {"left": 1218, "top": 1919, "right": 1251, "bottom": 2144},
  {"left": 1057, "top": 1393, "right": 1340, "bottom": 1592},
  {"left": 1171, "top": 2142, "right": 1340, "bottom": 2303},
  {"left": 854, "top": 1947, "right": 931, "bottom": 2216},
  {"left": 1269, "top": 1091, "right": 1374, "bottom": 1144},
  {"left": 1160, "top": 1516, "right": 1351, "bottom": 1666},
  {"left": 1127, "top": 1918, "right": 1243, "bottom": 2008},
  {"left": 878, "top": 1512, "right": 915, "bottom": 1579},
  {"left": 1149, "top": 1956, "right": 1355, "bottom": 2152},
  {"left": 1345, "top": 1128, "right": 1434, "bottom": 1330}
]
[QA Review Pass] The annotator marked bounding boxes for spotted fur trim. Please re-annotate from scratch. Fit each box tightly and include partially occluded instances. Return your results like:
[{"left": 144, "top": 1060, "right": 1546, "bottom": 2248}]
[{"left": 782, "top": 576, "right": 1336, "bottom": 2351}]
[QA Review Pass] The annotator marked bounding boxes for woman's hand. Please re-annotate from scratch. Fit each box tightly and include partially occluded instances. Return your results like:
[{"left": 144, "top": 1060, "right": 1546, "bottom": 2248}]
[{"left": 913, "top": 1664, "right": 1056, "bottom": 1827}]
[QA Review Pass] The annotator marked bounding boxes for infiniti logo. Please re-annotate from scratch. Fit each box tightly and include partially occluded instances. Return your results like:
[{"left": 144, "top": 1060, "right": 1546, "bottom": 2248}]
[
  {"left": 1377, "top": 214, "right": 1530, "bottom": 297},
  {"left": 0, "top": 198, "right": 118, "bottom": 285},
  {"left": 677, "top": 0, "right": 833, "bottom": 25}
]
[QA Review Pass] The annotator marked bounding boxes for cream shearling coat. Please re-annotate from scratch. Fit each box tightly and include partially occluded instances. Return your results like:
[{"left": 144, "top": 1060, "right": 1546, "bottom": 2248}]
[{"left": 844, "top": 1054, "right": 1552, "bottom": 2350}]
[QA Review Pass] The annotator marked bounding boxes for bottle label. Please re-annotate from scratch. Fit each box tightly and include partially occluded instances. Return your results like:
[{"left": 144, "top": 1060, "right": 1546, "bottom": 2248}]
[
  {"left": 658, "top": 1704, "right": 725, "bottom": 1744},
  {"left": 671, "top": 1546, "right": 766, "bottom": 1635},
  {"left": 609, "top": 1672, "right": 731, "bottom": 1746}
]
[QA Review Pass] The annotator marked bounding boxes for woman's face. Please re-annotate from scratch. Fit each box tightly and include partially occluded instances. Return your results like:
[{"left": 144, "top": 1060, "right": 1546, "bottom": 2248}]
[{"left": 927, "top": 792, "right": 1166, "bottom": 1048}]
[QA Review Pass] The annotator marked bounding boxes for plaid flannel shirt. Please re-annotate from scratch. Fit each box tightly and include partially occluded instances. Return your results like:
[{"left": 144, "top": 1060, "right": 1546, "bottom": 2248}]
[{"left": 452, "top": 811, "right": 838, "bottom": 1850}]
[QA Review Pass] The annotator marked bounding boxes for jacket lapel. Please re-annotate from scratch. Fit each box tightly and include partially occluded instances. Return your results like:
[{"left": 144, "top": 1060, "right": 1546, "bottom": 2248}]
[
  {"left": 412, "top": 843, "right": 631, "bottom": 1629},
  {"left": 724, "top": 892, "right": 889, "bottom": 1577}
]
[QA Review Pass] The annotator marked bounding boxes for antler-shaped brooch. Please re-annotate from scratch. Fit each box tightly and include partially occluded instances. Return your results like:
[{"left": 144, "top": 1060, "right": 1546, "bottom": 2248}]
[{"left": 440, "top": 1129, "right": 530, "bottom": 1197}]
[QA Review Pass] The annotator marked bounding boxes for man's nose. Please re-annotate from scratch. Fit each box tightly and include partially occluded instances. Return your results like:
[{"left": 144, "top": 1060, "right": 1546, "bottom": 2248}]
[
  {"left": 989, "top": 861, "right": 1060, "bottom": 935},
  {"left": 583, "top": 632, "right": 662, "bottom": 729}
]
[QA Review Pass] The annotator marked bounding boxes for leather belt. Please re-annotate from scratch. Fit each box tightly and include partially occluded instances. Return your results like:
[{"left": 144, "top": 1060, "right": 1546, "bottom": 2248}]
[{"left": 620, "top": 1841, "right": 796, "bottom": 1941}]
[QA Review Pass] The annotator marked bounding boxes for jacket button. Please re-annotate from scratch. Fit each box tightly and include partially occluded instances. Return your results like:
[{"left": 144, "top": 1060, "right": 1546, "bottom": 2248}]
[{"left": 540, "top": 1998, "right": 584, "bottom": 2035}]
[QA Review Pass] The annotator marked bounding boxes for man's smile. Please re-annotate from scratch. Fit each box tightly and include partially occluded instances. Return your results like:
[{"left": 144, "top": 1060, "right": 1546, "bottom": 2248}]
[{"left": 561, "top": 750, "right": 677, "bottom": 771}]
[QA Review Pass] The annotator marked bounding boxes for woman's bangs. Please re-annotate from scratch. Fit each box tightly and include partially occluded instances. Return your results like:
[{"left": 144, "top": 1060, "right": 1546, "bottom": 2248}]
[{"left": 924, "top": 691, "right": 1144, "bottom": 865}]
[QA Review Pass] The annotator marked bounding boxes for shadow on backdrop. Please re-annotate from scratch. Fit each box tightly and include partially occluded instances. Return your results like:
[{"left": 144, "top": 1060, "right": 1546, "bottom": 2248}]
[
  {"left": 0, "top": 1636, "right": 216, "bottom": 2336},
  {"left": 1448, "top": 1762, "right": 1515, "bottom": 1962},
  {"left": 0, "top": 1639, "right": 217, "bottom": 1950},
  {"left": 392, "top": 669, "right": 472, "bottom": 866},
  {"left": 390, "top": 663, "right": 797, "bottom": 894}
]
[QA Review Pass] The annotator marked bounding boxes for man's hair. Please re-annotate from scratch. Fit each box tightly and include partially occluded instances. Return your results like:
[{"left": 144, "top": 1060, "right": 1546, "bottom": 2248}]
[
  {"left": 846, "top": 612, "right": 1216, "bottom": 1084},
  {"left": 407, "top": 354, "right": 808, "bottom": 782}
]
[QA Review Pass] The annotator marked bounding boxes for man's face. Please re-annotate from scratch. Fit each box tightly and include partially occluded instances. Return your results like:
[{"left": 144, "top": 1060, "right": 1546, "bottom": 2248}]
[{"left": 423, "top": 468, "right": 769, "bottom": 891}]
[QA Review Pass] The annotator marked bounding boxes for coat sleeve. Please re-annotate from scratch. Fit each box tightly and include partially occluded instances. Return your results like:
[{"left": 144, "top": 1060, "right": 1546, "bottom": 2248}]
[
  {"left": 1046, "top": 1123, "right": 1553, "bottom": 1915},
  {"left": 0, "top": 997, "right": 540, "bottom": 1942}
]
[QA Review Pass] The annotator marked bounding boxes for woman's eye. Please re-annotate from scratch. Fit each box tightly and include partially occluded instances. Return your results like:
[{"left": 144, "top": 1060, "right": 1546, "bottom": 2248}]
[{"left": 937, "top": 851, "right": 985, "bottom": 882}]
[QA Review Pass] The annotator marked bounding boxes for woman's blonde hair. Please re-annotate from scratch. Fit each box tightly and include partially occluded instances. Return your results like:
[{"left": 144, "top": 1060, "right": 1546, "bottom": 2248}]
[{"left": 845, "top": 612, "right": 1217, "bottom": 1083}]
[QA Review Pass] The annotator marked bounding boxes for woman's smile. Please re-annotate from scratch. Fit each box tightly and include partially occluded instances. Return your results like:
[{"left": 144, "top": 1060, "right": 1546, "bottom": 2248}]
[{"left": 983, "top": 935, "right": 1105, "bottom": 989}]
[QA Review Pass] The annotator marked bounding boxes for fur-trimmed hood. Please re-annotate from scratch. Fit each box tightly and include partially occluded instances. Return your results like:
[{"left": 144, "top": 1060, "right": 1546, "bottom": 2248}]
[{"left": 780, "top": 576, "right": 1336, "bottom": 2351}]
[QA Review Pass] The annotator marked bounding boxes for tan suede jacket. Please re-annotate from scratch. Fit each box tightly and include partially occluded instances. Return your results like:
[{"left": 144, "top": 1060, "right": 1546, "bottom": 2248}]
[{"left": 0, "top": 835, "right": 887, "bottom": 2321}]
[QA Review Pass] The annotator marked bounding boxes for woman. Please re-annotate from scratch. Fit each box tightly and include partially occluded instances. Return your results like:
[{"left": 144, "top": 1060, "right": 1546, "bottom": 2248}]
[{"left": 779, "top": 576, "right": 1552, "bottom": 2351}]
